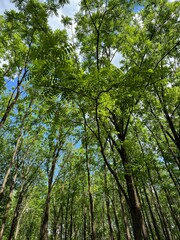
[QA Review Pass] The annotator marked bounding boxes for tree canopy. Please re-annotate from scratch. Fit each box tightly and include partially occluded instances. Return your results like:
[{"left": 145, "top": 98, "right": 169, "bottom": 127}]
[{"left": 0, "top": 0, "right": 180, "bottom": 240}]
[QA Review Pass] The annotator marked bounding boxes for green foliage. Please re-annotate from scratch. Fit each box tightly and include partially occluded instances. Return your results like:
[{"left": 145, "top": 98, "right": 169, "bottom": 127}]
[{"left": 0, "top": 0, "right": 180, "bottom": 239}]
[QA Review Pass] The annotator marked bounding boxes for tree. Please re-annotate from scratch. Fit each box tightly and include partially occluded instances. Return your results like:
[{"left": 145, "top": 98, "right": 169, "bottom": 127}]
[{"left": 0, "top": 0, "right": 180, "bottom": 239}]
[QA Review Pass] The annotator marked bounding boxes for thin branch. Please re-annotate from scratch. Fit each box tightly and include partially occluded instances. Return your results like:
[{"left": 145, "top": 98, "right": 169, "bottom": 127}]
[{"left": 153, "top": 41, "right": 180, "bottom": 70}]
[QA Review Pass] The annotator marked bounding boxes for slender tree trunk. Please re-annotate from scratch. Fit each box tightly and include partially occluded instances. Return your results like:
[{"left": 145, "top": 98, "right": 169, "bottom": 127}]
[
  {"left": 138, "top": 186, "right": 156, "bottom": 240},
  {"left": 0, "top": 171, "right": 18, "bottom": 240},
  {"left": 111, "top": 196, "right": 121, "bottom": 240},
  {"left": 102, "top": 200, "right": 106, "bottom": 239},
  {"left": 142, "top": 124, "right": 179, "bottom": 194},
  {"left": 110, "top": 145, "right": 126, "bottom": 240},
  {"left": 8, "top": 186, "right": 26, "bottom": 240},
  {"left": 60, "top": 206, "right": 64, "bottom": 240},
  {"left": 40, "top": 189, "right": 51, "bottom": 240},
  {"left": 110, "top": 140, "right": 147, "bottom": 240},
  {"left": 83, "top": 206, "right": 87, "bottom": 240},
  {"left": 40, "top": 143, "right": 62, "bottom": 240},
  {"left": 82, "top": 183, "right": 87, "bottom": 240},
  {"left": 0, "top": 134, "right": 22, "bottom": 201},
  {"left": 83, "top": 116, "right": 96, "bottom": 240},
  {"left": 153, "top": 162, "right": 180, "bottom": 232},
  {"left": 152, "top": 187, "right": 171, "bottom": 240},
  {"left": 0, "top": 70, "right": 29, "bottom": 128},
  {"left": 149, "top": 104, "right": 180, "bottom": 170},
  {"left": 86, "top": 146, "right": 96, "bottom": 240},
  {"left": 105, "top": 111, "right": 147, "bottom": 239},
  {"left": 119, "top": 146, "right": 148, "bottom": 240},
  {"left": 69, "top": 191, "right": 75, "bottom": 239},
  {"left": 14, "top": 201, "right": 28, "bottom": 240},
  {"left": 64, "top": 182, "right": 70, "bottom": 240},
  {"left": 52, "top": 199, "right": 58, "bottom": 240},
  {"left": 141, "top": 197, "right": 156, "bottom": 240},
  {"left": 143, "top": 186, "right": 162, "bottom": 239},
  {"left": 94, "top": 101, "right": 148, "bottom": 239},
  {"left": 118, "top": 192, "right": 131, "bottom": 240},
  {"left": 155, "top": 87, "right": 180, "bottom": 152},
  {"left": 104, "top": 165, "right": 115, "bottom": 240},
  {"left": 148, "top": 168, "right": 172, "bottom": 240}
]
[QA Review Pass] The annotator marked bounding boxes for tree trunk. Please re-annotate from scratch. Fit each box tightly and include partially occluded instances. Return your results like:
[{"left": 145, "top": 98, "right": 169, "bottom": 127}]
[
  {"left": 148, "top": 167, "right": 172, "bottom": 240},
  {"left": 0, "top": 171, "right": 18, "bottom": 240},
  {"left": 0, "top": 134, "right": 22, "bottom": 201},
  {"left": 83, "top": 206, "right": 87, "bottom": 240},
  {"left": 104, "top": 165, "right": 114, "bottom": 240},
  {"left": 86, "top": 146, "right": 96, "bottom": 240},
  {"left": 83, "top": 116, "right": 96, "bottom": 240},
  {"left": 153, "top": 162, "right": 180, "bottom": 232},
  {"left": 155, "top": 87, "right": 180, "bottom": 152},
  {"left": 14, "top": 201, "right": 28, "bottom": 240},
  {"left": 119, "top": 146, "right": 148, "bottom": 240},
  {"left": 143, "top": 185, "right": 162, "bottom": 239},
  {"left": 40, "top": 190, "right": 51, "bottom": 240},
  {"left": 64, "top": 183, "right": 70, "bottom": 240},
  {"left": 40, "top": 134, "right": 63, "bottom": 240},
  {"left": 111, "top": 196, "right": 121, "bottom": 240},
  {"left": 115, "top": 189, "right": 132, "bottom": 240},
  {"left": 8, "top": 186, "right": 26, "bottom": 240}
]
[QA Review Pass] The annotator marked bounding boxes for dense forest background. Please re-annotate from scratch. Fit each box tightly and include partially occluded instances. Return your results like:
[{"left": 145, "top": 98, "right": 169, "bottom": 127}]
[{"left": 0, "top": 0, "right": 179, "bottom": 239}]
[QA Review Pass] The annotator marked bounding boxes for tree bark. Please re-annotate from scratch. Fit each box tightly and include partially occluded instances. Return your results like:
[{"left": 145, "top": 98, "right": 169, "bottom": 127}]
[
  {"left": 148, "top": 174, "right": 171, "bottom": 240},
  {"left": 104, "top": 165, "right": 115, "bottom": 240},
  {"left": 40, "top": 142, "right": 62, "bottom": 240},
  {"left": 8, "top": 186, "right": 26, "bottom": 240},
  {"left": 0, "top": 134, "right": 22, "bottom": 201},
  {"left": 0, "top": 171, "right": 18, "bottom": 240},
  {"left": 109, "top": 113, "right": 148, "bottom": 240},
  {"left": 111, "top": 196, "right": 121, "bottom": 240},
  {"left": 83, "top": 115, "right": 96, "bottom": 240},
  {"left": 111, "top": 141, "right": 148, "bottom": 240},
  {"left": 143, "top": 185, "right": 162, "bottom": 239}
]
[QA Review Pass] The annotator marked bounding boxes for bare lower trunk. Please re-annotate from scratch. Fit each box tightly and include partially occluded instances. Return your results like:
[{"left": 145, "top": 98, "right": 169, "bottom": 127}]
[
  {"left": 104, "top": 166, "right": 114, "bottom": 240},
  {"left": 111, "top": 197, "right": 121, "bottom": 240},
  {"left": 64, "top": 182, "right": 70, "bottom": 240},
  {"left": 0, "top": 171, "right": 18, "bottom": 240},
  {"left": 119, "top": 146, "right": 148, "bottom": 240},
  {"left": 83, "top": 206, "right": 87, "bottom": 240},
  {"left": 143, "top": 185, "right": 161, "bottom": 239},
  {"left": 86, "top": 153, "right": 96, "bottom": 240},
  {"left": 0, "top": 135, "right": 22, "bottom": 201},
  {"left": 40, "top": 140, "right": 62, "bottom": 240},
  {"left": 14, "top": 201, "right": 28, "bottom": 240},
  {"left": 8, "top": 186, "right": 25, "bottom": 240},
  {"left": 83, "top": 116, "right": 96, "bottom": 240},
  {"left": 39, "top": 191, "right": 51, "bottom": 240},
  {"left": 118, "top": 191, "right": 131, "bottom": 240}
]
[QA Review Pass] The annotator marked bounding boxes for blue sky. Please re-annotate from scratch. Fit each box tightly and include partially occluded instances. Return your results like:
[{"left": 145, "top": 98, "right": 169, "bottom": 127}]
[{"left": 0, "top": 0, "right": 16, "bottom": 15}]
